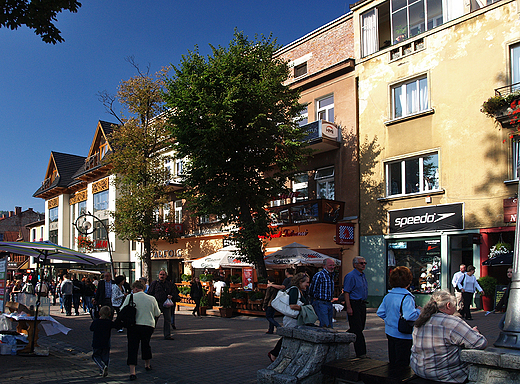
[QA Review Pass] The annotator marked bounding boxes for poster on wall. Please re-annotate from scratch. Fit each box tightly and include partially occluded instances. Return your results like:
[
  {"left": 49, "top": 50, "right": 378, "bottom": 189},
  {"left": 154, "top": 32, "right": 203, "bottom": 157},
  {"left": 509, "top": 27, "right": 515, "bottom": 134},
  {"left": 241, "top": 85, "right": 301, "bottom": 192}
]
[
  {"left": 0, "top": 257, "right": 6, "bottom": 313},
  {"left": 242, "top": 267, "right": 253, "bottom": 290}
]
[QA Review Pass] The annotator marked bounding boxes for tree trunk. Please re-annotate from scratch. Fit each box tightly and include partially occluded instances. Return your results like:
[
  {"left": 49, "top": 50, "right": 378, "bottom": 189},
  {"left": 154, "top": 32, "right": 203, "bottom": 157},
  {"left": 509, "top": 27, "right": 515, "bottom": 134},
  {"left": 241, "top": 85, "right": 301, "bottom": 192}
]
[
  {"left": 143, "top": 237, "right": 152, "bottom": 284},
  {"left": 239, "top": 201, "right": 268, "bottom": 278}
]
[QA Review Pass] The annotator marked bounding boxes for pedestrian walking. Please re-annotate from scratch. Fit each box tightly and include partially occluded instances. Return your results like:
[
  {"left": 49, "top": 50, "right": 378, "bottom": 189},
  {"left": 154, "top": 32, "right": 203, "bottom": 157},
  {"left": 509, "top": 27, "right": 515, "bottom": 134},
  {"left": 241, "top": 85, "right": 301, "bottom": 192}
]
[
  {"left": 263, "top": 278, "right": 280, "bottom": 334},
  {"left": 90, "top": 305, "right": 117, "bottom": 377},
  {"left": 376, "top": 266, "right": 421, "bottom": 367},
  {"left": 452, "top": 264, "right": 466, "bottom": 312},
  {"left": 343, "top": 256, "right": 369, "bottom": 357},
  {"left": 72, "top": 274, "right": 82, "bottom": 315},
  {"left": 121, "top": 280, "right": 161, "bottom": 381},
  {"left": 190, "top": 276, "right": 203, "bottom": 317},
  {"left": 61, "top": 274, "right": 74, "bottom": 316},
  {"left": 309, "top": 258, "right": 336, "bottom": 328},
  {"left": 147, "top": 270, "right": 175, "bottom": 340},
  {"left": 94, "top": 271, "right": 114, "bottom": 308},
  {"left": 411, "top": 290, "right": 487, "bottom": 383},
  {"left": 457, "top": 265, "right": 484, "bottom": 321}
]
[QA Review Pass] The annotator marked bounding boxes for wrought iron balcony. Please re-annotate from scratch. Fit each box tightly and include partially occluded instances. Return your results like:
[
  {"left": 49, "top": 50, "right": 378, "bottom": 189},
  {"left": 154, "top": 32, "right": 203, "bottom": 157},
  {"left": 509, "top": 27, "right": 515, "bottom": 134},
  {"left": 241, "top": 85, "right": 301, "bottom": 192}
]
[
  {"left": 300, "top": 120, "right": 341, "bottom": 154},
  {"left": 495, "top": 82, "right": 520, "bottom": 97}
]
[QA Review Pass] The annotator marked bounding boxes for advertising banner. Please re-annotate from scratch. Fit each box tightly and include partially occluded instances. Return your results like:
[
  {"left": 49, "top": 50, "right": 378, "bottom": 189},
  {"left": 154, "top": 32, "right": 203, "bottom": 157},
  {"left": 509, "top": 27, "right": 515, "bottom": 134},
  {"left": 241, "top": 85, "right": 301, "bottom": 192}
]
[
  {"left": 0, "top": 257, "right": 6, "bottom": 313},
  {"left": 242, "top": 267, "right": 253, "bottom": 290},
  {"left": 389, "top": 203, "right": 464, "bottom": 234}
]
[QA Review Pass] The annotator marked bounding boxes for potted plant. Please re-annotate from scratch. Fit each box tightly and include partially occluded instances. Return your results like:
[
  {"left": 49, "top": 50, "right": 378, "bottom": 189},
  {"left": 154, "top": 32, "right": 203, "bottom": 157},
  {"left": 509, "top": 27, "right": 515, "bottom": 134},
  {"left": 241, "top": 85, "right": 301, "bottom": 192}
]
[
  {"left": 219, "top": 287, "right": 233, "bottom": 318},
  {"left": 230, "top": 274, "right": 242, "bottom": 288},
  {"left": 477, "top": 275, "right": 498, "bottom": 311},
  {"left": 199, "top": 273, "right": 213, "bottom": 282},
  {"left": 257, "top": 277, "right": 268, "bottom": 290},
  {"left": 488, "top": 242, "right": 512, "bottom": 258},
  {"left": 181, "top": 274, "right": 192, "bottom": 283},
  {"left": 200, "top": 294, "right": 210, "bottom": 316}
]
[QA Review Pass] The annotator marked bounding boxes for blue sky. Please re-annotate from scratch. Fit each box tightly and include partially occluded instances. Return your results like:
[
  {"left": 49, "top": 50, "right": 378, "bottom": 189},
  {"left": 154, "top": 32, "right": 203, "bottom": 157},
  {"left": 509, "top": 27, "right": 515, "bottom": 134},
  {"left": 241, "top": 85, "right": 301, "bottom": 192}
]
[{"left": 0, "top": 1, "right": 354, "bottom": 213}]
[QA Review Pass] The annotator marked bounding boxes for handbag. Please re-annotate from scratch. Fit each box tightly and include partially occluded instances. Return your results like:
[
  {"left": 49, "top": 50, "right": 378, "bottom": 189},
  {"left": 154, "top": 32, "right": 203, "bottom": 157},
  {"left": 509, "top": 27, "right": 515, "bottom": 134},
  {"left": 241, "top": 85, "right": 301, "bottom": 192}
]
[
  {"left": 398, "top": 294, "right": 415, "bottom": 334},
  {"left": 116, "top": 294, "right": 136, "bottom": 328},
  {"left": 271, "top": 287, "right": 302, "bottom": 318}
]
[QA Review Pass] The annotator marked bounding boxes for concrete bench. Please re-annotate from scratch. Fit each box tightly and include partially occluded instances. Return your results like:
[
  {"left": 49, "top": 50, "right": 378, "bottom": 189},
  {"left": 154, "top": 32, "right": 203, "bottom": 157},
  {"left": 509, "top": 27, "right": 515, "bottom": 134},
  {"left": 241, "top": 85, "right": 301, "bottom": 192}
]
[{"left": 321, "top": 357, "right": 440, "bottom": 384}]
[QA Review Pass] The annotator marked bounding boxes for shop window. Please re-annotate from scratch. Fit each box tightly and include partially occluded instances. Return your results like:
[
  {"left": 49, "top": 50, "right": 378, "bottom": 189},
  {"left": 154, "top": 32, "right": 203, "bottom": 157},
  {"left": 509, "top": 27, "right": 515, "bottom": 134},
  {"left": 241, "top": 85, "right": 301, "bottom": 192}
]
[
  {"left": 315, "top": 166, "right": 335, "bottom": 200},
  {"left": 388, "top": 238, "right": 441, "bottom": 294},
  {"left": 93, "top": 190, "right": 109, "bottom": 212},
  {"left": 93, "top": 220, "right": 108, "bottom": 251},
  {"left": 113, "top": 262, "right": 136, "bottom": 284},
  {"left": 317, "top": 95, "right": 334, "bottom": 122},
  {"left": 392, "top": 76, "right": 428, "bottom": 119},
  {"left": 386, "top": 152, "right": 439, "bottom": 196},
  {"left": 49, "top": 207, "right": 58, "bottom": 223}
]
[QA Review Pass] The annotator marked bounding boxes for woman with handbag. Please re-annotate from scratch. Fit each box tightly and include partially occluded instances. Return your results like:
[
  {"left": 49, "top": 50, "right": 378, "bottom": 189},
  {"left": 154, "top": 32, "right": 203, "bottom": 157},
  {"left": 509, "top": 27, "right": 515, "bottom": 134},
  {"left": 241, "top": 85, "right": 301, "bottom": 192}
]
[
  {"left": 120, "top": 280, "right": 161, "bottom": 381},
  {"left": 376, "top": 266, "right": 421, "bottom": 367},
  {"left": 268, "top": 272, "right": 310, "bottom": 362}
]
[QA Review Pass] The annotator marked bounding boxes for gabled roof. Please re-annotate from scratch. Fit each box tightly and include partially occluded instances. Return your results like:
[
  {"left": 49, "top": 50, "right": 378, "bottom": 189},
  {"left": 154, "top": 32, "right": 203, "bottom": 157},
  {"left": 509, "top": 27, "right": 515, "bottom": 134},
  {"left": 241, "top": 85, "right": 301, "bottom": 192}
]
[{"left": 33, "top": 152, "right": 86, "bottom": 197}]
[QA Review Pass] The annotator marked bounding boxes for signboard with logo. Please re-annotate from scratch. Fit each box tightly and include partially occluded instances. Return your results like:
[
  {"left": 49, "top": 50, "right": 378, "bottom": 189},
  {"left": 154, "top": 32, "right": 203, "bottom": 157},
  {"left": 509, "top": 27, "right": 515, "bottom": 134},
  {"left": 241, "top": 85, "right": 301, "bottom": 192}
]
[
  {"left": 503, "top": 198, "right": 517, "bottom": 223},
  {"left": 389, "top": 203, "right": 464, "bottom": 234},
  {"left": 0, "top": 257, "right": 6, "bottom": 312}
]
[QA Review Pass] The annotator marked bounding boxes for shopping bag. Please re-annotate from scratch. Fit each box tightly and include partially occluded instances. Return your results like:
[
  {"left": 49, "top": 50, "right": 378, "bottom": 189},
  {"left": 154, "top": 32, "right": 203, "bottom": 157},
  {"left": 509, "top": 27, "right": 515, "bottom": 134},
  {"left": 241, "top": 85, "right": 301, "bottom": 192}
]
[
  {"left": 163, "top": 298, "right": 174, "bottom": 308},
  {"left": 271, "top": 287, "right": 301, "bottom": 318}
]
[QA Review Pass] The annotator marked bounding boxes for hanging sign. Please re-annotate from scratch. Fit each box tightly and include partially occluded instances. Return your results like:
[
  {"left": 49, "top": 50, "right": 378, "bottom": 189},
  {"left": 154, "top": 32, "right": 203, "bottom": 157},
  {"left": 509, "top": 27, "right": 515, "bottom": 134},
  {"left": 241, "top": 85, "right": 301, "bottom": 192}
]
[{"left": 336, "top": 224, "right": 355, "bottom": 245}]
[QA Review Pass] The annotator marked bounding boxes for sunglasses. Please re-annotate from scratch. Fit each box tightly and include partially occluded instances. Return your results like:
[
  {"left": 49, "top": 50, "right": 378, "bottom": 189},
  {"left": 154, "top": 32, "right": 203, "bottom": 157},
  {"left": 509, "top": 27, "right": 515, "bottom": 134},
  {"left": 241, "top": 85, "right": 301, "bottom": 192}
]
[{"left": 357, "top": 262, "right": 367, "bottom": 265}]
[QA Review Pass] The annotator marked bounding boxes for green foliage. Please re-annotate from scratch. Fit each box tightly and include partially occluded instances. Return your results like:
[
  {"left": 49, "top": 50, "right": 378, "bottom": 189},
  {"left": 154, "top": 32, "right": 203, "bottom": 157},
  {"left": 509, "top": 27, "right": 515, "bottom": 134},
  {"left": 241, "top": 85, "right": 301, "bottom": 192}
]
[
  {"left": 0, "top": 0, "right": 82, "bottom": 44},
  {"left": 248, "top": 291, "right": 265, "bottom": 301},
  {"left": 477, "top": 275, "right": 498, "bottom": 297},
  {"left": 181, "top": 273, "right": 192, "bottom": 282},
  {"left": 481, "top": 92, "right": 520, "bottom": 117},
  {"left": 220, "top": 287, "right": 232, "bottom": 308},
  {"left": 200, "top": 294, "right": 209, "bottom": 307},
  {"left": 164, "top": 31, "right": 311, "bottom": 277},
  {"left": 178, "top": 286, "right": 191, "bottom": 295},
  {"left": 230, "top": 274, "right": 242, "bottom": 284},
  {"left": 103, "top": 60, "right": 178, "bottom": 284},
  {"left": 258, "top": 276, "right": 268, "bottom": 284},
  {"left": 199, "top": 273, "right": 213, "bottom": 282}
]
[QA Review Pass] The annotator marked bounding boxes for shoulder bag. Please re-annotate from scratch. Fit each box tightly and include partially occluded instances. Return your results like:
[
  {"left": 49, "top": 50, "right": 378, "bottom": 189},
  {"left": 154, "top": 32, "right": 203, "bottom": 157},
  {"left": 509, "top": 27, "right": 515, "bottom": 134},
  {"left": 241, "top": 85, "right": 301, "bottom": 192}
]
[
  {"left": 397, "top": 294, "right": 415, "bottom": 334},
  {"left": 271, "top": 286, "right": 302, "bottom": 319},
  {"left": 116, "top": 293, "right": 137, "bottom": 328}
]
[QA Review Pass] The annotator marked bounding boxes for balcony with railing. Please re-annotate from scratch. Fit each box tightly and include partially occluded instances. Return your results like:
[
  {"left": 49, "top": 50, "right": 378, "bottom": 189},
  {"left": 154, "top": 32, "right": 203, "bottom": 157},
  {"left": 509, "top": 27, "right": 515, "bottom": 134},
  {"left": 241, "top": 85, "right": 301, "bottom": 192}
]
[
  {"left": 268, "top": 198, "right": 345, "bottom": 227},
  {"left": 482, "top": 82, "right": 520, "bottom": 125},
  {"left": 300, "top": 120, "right": 341, "bottom": 154}
]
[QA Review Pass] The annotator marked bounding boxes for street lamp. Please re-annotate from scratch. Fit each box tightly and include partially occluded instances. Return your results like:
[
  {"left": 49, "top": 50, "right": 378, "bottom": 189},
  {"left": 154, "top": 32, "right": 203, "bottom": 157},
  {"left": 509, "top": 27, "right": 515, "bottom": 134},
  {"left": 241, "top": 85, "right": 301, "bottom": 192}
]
[
  {"left": 74, "top": 211, "right": 115, "bottom": 278},
  {"left": 495, "top": 163, "right": 520, "bottom": 349}
]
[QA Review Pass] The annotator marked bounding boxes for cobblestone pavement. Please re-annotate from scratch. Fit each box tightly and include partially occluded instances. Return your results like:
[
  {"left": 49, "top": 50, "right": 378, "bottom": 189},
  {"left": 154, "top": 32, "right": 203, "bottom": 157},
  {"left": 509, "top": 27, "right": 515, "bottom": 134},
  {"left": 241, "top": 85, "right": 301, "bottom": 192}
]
[{"left": 1, "top": 305, "right": 505, "bottom": 383}]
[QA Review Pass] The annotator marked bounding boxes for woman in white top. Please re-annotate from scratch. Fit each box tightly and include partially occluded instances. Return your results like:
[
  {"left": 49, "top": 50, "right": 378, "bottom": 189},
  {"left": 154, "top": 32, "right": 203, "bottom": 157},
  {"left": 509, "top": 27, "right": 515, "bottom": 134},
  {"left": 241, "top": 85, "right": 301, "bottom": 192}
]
[
  {"left": 111, "top": 275, "right": 127, "bottom": 314},
  {"left": 456, "top": 265, "right": 484, "bottom": 321}
]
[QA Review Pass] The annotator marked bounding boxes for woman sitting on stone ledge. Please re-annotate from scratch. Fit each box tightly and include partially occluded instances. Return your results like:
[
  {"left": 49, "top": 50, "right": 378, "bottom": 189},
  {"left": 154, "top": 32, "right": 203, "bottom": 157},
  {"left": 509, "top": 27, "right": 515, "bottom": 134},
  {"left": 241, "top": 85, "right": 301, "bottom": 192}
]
[{"left": 410, "top": 290, "right": 487, "bottom": 383}]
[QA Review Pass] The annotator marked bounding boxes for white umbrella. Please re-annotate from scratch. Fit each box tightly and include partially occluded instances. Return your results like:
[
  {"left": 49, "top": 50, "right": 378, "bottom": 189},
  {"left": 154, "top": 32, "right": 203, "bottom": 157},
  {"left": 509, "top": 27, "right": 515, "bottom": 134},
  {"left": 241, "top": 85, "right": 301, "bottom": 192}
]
[
  {"left": 263, "top": 242, "right": 341, "bottom": 269},
  {"left": 190, "top": 245, "right": 253, "bottom": 269}
]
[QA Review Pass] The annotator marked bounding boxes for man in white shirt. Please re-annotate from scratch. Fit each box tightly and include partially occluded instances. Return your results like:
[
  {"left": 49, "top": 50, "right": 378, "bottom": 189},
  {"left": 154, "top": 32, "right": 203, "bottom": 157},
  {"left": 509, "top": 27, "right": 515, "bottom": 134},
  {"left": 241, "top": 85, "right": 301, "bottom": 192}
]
[
  {"left": 452, "top": 264, "right": 466, "bottom": 312},
  {"left": 457, "top": 265, "right": 484, "bottom": 320}
]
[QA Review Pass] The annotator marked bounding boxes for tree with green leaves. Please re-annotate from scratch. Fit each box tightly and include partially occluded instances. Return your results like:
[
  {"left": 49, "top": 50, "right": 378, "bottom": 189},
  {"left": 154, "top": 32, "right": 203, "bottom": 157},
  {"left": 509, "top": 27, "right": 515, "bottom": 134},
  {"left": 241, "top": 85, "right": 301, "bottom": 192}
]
[
  {"left": 1, "top": 0, "right": 81, "bottom": 44},
  {"left": 101, "top": 58, "right": 177, "bottom": 283},
  {"left": 164, "top": 31, "right": 310, "bottom": 277}
]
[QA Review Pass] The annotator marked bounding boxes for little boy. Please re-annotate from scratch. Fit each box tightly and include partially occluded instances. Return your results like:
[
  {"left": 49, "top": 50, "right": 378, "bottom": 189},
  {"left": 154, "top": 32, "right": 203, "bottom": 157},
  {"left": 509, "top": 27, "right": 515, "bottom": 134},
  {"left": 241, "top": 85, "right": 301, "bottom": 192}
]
[{"left": 90, "top": 305, "right": 117, "bottom": 377}]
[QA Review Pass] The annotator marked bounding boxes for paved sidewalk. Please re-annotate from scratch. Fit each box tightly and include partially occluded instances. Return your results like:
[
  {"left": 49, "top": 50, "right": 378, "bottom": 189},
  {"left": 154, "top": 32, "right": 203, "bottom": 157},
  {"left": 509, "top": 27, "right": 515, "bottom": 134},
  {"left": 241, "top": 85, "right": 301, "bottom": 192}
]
[{"left": 1, "top": 305, "right": 506, "bottom": 383}]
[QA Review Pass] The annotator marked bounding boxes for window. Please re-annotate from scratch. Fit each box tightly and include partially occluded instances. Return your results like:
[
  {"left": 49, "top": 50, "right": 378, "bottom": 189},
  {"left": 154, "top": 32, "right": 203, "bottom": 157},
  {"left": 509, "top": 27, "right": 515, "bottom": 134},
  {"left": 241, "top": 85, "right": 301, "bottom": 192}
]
[
  {"left": 511, "top": 43, "right": 520, "bottom": 92},
  {"left": 32, "top": 228, "right": 36, "bottom": 241},
  {"left": 298, "top": 106, "right": 308, "bottom": 127},
  {"left": 163, "top": 203, "right": 171, "bottom": 222},
  {"left": 386, "top": 152, "right": 439, "bottom": 196},
  {"left": 93, "top": 219, "right": 108, "bottom": 250},
  {"left": 362, "top": 8, "right": 379, "bottom": 57},
  {"left": 315, "top": 166, "right": 335, "bottom": 200},
  {"left": 93, "top": 190, "right": 109, "bottom": 212},
  {"left": 294, "top": 62, "right": 307, "bottom": 77},
  {"left": 49, "top": 207, "right": 58, "bottom": 223},
  {"left": 174, "top": 200, "right": 183, "bottom": 223},
  {"left": 49, "top": 229, "right": 58, "bottom": 244},
  {"left": 78, "top": 200, "right": 87, "bottom": 216},
  {"left": 199, "top": 215, "right": 210, "bottom": 224},
  {"left": 512, "top": 139, "right": 520, "bottom": 179},
  {"left": 317, "top": 95, "right": 334, "bottom": 122},
  {"left": 392, "top": 76, "right": 428, "bottom": 119},
  {"left": 292, "top": 173, "right": 308, "bottom": 202}
]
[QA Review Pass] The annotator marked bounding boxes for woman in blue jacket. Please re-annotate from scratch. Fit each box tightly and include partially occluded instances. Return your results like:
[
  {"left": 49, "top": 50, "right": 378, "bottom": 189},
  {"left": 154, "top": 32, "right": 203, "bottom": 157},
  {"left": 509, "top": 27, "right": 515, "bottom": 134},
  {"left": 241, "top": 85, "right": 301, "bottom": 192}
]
[{"left": 377, "top": 266, "right": 421, "bottom": 367}]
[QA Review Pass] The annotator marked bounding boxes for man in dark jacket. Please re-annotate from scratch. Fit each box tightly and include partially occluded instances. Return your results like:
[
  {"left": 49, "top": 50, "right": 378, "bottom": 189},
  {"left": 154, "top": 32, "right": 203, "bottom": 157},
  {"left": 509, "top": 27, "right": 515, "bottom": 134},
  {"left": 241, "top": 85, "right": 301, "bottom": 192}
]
[
  {"left": 94, "top": 272, "right": 114, "bottom": 308},
  {"left": 148, "top": 270, "right": 175, "bottom": 340}
]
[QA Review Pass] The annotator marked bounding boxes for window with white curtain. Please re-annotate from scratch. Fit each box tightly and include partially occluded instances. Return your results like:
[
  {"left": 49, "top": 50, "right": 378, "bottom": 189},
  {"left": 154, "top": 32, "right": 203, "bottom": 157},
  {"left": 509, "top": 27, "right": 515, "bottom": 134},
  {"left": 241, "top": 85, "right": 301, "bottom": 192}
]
[
  {"left": 174, "top": 200, "right": 183, "bottom": 223},
  {"left": 317, "top": 95, "right": 334, "bottom": 122},
  {"left": 386, "top": 152, "right": 439, "bottom": 196},
  {"left": 392, "top": 76, "right": 428, "bottom": 119},
  {"left": 361, "top": 8, "right": 378, "bottom": 57}
]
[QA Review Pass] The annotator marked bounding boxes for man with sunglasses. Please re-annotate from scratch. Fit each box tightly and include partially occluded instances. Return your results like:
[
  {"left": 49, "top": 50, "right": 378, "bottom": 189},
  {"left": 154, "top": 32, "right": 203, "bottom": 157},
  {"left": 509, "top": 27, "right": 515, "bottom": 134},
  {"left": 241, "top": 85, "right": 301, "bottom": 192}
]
[{"left": 343, "top": 256, "right": 369, "bottom": 357}]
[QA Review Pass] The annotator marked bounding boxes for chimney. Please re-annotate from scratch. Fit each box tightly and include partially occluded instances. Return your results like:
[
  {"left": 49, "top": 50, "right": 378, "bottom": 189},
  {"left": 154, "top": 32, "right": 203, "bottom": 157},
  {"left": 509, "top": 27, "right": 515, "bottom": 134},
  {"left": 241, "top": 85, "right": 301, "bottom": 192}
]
[
  {"left": 15, "top": 207, "right": 22, "bottom": 215},
  {"left": 9, "top": 211, "right": 14, "bottom": 217}
]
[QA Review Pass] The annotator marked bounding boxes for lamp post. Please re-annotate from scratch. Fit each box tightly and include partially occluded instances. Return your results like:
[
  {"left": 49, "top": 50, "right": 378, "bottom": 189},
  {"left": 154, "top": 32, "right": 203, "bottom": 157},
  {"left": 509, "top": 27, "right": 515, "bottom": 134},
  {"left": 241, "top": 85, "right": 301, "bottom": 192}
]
[
  {"left": 495, "top": 163, "right": 520, "bottom": 349},
  {"left": 74, "top": 211, "right": 115, "bottom": 278}
]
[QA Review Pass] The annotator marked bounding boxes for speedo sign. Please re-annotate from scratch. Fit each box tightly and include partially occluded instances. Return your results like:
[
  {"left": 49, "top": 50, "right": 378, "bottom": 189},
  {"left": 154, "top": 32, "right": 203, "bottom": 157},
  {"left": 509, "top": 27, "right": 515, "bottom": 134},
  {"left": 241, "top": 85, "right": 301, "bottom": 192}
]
[{"left": 389, "top": 203, "right": 463, "bottom": 233}]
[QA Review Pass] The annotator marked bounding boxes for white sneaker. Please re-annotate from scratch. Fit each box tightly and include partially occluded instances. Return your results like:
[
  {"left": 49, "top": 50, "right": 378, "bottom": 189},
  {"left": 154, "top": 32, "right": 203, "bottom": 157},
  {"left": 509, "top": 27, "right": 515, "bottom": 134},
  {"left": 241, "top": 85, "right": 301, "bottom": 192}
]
[{"left": 332, "top": 319, "right": 337, "bottom": 323}]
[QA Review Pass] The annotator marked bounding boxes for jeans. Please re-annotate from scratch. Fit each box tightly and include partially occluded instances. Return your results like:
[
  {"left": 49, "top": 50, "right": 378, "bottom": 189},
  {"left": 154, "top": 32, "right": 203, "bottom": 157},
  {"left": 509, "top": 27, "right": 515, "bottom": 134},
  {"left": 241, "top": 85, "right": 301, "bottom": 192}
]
[
  {"left": 266, "top": 306, "right": 280, "bottom": 333},
  {"left": 92, "top": 347, "right": 110, "bottom": 371},
  {"left": 64, "top": 294, "right": 73, "bottom": 315},
  {"left": 348, "top": 300, "right": 367, "bottom": 357},
  {"left": 312, "top": 300, "right": 333, "bottom": 328},
  {"left": 158, "top": 305, "right": 172, "bottom": 338}
]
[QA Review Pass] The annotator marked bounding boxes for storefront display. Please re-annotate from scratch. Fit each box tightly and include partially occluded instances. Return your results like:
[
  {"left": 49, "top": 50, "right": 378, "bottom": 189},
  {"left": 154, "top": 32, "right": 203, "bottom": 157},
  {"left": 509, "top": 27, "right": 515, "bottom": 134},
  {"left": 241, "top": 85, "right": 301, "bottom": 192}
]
[{"left": 388, "top": 238, "right": 441, "bottom": 294}]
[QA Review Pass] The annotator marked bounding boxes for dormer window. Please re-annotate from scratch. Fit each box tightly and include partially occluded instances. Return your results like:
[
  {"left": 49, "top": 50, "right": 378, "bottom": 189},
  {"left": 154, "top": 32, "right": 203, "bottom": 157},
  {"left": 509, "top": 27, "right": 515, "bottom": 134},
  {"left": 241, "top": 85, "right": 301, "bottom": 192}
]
[{"left": 294, "top": 62, "right": 307, "bottom": 78}]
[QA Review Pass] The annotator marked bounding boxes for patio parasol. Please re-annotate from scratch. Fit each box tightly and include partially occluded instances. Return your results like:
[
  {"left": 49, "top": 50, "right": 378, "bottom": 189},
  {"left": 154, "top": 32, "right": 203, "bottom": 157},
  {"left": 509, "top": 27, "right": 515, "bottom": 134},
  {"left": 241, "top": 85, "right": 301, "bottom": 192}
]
[
  {"left": 190, "top": 245, "right": 253, "bottom": 269},
  {"left": 0, "top": 241, "right": 107, "bottom": 353},
  {"left": 263, "top": 242, "right": 341, "bottom": 269}
]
